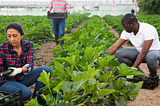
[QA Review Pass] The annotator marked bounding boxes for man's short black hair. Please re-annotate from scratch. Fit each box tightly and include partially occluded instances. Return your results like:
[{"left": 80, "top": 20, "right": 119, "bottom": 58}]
[
  {"left": 121, "top": 13, "right": 138, "bottom": 24},
  {"left": 6, "top": 22, "right": 24, "bottom": 36}
]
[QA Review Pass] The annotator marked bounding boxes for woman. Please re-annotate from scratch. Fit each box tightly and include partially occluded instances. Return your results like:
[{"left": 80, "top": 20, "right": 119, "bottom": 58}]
[
  {"left": 48, "top": 0, "right": 70, "bottom": 47},
  {"left": 0, "top": 22, "right": 52, "bottom": 101}
]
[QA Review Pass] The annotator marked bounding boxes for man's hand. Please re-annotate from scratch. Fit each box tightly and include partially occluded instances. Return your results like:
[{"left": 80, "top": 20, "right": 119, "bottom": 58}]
[
  {"left": 101, "top": 50, "right": 109, "bottom": 57},
  {"left": 101, "top": 55, "right": 106, "bottom": 57},
  {"left": 8, "top": 67, "right": 22, "bottom": 76}
]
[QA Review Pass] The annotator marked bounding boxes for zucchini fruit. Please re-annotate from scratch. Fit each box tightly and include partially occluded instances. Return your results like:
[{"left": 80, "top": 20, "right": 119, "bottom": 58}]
[{"left": 1, "top": 69, "right": 13, "bottom": 76}]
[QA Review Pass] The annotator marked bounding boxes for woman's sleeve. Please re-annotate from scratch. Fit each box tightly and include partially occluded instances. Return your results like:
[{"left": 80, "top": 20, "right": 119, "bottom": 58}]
[
  {"left": 0, "top": 47, "right": 5, "bottom": 72},
  {"left": 23, "top": 42, "right": 34, "bottom": 73}
]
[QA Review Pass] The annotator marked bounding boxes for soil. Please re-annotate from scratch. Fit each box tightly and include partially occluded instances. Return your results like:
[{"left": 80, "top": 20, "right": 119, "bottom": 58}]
[{"left": 31, "top": 20, "right": 160, "bottom": 106}]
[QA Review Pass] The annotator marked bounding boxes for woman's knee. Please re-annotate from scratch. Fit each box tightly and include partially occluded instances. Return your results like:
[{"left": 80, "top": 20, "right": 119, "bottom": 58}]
[{"left": 22, "top": 88, "right": 32, "bottom": 101}]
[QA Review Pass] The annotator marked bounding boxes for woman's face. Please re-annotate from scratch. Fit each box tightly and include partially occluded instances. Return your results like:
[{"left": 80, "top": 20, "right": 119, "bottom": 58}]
[{"left": 6, "top": 28, "right": 23, "bottom": 47}]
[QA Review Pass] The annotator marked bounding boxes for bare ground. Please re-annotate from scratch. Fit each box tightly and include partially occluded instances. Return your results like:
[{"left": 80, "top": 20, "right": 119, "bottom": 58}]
[{"left": 31, "top": 20, "right": 160, "bottom": 106}]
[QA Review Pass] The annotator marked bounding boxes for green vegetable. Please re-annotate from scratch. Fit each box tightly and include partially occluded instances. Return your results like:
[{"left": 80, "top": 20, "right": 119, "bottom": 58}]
[
  {"left": 0, "top": 94, "right": 9, "bottom": 103},
  {"left": 1, "top": 69, "right": 13, "bottom": 76}
]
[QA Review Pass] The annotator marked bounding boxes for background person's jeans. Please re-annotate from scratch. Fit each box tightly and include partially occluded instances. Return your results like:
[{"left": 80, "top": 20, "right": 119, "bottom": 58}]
[
  {"left": 0, "top": 66, "right": 52, "bottom": 101},
  {"left": 52, "top": 19, "right": 65, "bottom": 38}
]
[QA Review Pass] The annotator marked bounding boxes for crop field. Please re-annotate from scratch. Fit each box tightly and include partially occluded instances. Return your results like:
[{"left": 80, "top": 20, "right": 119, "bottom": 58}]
[{"left": 0, "top": 14, "right": 160, "bottom": 106}]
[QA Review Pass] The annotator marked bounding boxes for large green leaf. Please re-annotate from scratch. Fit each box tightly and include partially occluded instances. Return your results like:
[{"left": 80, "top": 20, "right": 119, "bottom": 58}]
[
  {"left": 37, "top": 70, "right": 53, "bottom": 99},
  {"left": 25, "top": 98, "right": 40, "bottom": 106},
  {"left": 62, "top": 80, "right": 86, "bottom": 93},
  {"left": 84, "top": 83, "right": 99, "bottom": 94},
  {"left": 98, "top": 89, "right": 116, "bottom": 97},
  {"left": 53, "top": 81, "right": 65, "bottom": 93},
  {"left": 113, "top": 80, "right": 125, "bottom": 89},
  {"left": 83, "top": 46, "right": 104, "bottom": 64},
  {"left": 49, "top": 45, "right": 62, "bottom": 53},
  {"left": 101, "top": 72, "right": 112, "bottom": 83},
  {"left": 57, "top": 103, "right": 73, "bottom": 106},
  {"left": 54, "top": 61, "right": 71, "bottom": 80},
  {"left": 91, "top": 91, "right": 99, "bottom": 103},
  {"left": 41, "top": 94, "right": 55, "bottom": 106},
  {"left": 71, "top": 65, "right": 98, "bottom": 82},
  {"left": 97, "top": 56, "right": 115, "bottom": 68},
  {"left": 62, "top": 79, "right": 86, "bottom": 100},
  {"left": 127, "top": 81, "right": 143, "bottom": 100},
  {"left": 38, "top": 70, "right": 50, "bottom": 88},
  {"left": 115, "top": 97, "right": 127, "bottom": 106},
  {"left": 118, "top": 63, "right": 145, "bottom": 77}
]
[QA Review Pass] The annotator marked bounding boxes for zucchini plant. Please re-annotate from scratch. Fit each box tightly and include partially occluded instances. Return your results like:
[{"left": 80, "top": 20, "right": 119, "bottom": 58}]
[{"left": 26, "top": 15, "right": 144, "bottom": 106}]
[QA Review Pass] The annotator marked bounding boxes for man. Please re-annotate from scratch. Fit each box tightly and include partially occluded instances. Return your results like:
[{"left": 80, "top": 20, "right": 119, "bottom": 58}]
[{"left": 106, "top": 13, "right": 160, "bottom": 77}]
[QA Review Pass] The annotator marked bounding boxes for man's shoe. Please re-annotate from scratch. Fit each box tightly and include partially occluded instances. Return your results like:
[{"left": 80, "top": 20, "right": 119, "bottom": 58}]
[
  {"left": 55, "top": 37, "right": 59, "bottom": 45},
  {"left": 149, "top": 69, "right": 157, "bottom": 77}
]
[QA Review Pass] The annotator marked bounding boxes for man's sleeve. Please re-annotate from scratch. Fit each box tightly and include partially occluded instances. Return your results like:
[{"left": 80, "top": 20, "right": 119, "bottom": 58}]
[
  {"left": 120, "top": 30, "right": 128, "bottom": 40},
  {"left": 144, "top": 26, "right": 156, "bottom": 40}
]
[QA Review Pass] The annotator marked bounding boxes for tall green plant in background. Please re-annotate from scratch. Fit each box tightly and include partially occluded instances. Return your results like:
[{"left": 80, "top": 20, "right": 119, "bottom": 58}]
[{"left": 138, "top": 0, "right": 160, "bottom": 14}]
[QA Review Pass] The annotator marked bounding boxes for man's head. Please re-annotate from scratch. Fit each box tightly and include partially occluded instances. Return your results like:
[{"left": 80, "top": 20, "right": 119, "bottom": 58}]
[{"left": 121, "top": 13, "right": 139, "bottom": 33}]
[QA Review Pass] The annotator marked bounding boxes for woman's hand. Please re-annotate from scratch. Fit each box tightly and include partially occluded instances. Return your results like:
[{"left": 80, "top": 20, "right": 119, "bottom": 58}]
[{"left": 8, "top": 67, "right": 22, "bottom": 76}]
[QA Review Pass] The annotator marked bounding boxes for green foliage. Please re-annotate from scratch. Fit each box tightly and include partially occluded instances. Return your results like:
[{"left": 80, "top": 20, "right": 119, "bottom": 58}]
[
  {"left": 25, "top": 98, "right": 40, "bottom": 106},
  {"left": 138, "top": 0, "right": 160, "bottom": 14},
  {"left": 0, "top": 13, "right": 88, "bottom": 45},
  {"left": 117, "top": 63, "right": 145, "bottom": 78},
  {"left": 103, "top": 15, "right": 123, "bottom": 36},
  {"left": 26, "top": 15, "right": 145, "bottom": 106},
  {"left": 42, "top": 16, "right": 144, "bottom": 106}
]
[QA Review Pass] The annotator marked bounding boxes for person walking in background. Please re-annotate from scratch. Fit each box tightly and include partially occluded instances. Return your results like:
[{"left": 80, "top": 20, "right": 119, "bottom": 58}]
[
  {"left": 106, "top": 13, "right": 160, "bottom": 77},
  {"left": 131, "top": 8, "right": 135, "bottom": 15},
  {"left": 48, "top": 0, "right": 70, "bottom": 47},
  {"left": 0, "top": 22, "right": 52, "bottom": 101}
]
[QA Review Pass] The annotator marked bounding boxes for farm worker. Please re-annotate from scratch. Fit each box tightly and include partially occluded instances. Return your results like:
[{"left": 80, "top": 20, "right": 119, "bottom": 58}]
[
  {"left": 0, "top": 22, "right": 52, "bottom": 101},
  {"left": 106, "top": 13, "right": 160, "bottom": 77},
  {"left": 47, "top": 0, "right": 70, "bottom": 47},
  {"left": 131, "top": 8, "right": 135, "bottom": 15}
]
